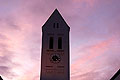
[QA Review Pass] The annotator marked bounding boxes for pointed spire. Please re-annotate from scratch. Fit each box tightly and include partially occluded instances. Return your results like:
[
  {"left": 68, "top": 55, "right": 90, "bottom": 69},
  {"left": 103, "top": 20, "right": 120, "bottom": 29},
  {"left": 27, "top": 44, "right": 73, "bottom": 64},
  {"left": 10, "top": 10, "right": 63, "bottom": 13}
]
[
  {"left": 50, "top": 8, "right": 62, "bottom": 18},
  {"left": 42, "top": 9, "right": 70, "bottom": 30},
  {"left": 54, "top": 8, "right": 59, "bottom": 14},
  {"left": 55, "top": 8, "right": 58, "bottom": 10}
]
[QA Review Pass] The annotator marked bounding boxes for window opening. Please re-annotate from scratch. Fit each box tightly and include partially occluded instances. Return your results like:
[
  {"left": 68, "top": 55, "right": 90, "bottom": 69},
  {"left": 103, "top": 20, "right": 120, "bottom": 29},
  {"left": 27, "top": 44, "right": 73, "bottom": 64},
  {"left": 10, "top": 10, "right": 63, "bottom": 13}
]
[
  {"left": 57, "top": 23, "right": 59, "bottom": 28},
  {"left": 58, "top": 37, "right": 62, "bottom": 49},
  {"left": 49, "top": 37, "right": 54, "bottom": 49}
]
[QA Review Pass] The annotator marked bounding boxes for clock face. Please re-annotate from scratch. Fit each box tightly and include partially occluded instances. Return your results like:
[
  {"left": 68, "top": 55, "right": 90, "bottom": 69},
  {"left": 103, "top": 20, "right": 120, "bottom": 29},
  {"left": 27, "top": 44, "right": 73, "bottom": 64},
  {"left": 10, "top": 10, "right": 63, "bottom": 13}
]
[{"left": 50, "top": 54, "right": 61, "bottom": 63}]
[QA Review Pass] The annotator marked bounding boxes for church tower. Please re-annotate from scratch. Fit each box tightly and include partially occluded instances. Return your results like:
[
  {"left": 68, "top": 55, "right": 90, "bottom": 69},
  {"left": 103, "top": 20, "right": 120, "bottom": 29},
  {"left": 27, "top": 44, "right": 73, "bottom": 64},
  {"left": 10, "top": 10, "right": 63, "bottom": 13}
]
[{"left": 40, "top": 9, "right": 70, "bottom": 80}]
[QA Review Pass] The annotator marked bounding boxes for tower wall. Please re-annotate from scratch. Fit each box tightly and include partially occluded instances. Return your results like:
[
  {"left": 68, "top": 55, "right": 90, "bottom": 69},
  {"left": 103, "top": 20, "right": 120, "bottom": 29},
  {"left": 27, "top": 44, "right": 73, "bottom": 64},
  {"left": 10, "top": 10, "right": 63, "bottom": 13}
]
[{"left": 40, "top": 9, "right": 70, "bottom": 80}]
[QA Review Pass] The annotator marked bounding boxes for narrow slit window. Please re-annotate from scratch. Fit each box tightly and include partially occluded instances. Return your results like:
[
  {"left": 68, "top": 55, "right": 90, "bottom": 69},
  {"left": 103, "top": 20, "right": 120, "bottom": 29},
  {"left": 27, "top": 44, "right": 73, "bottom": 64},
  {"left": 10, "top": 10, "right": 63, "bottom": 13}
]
[
  {"left": 57, "top": 23, "right": 59, "bottom": 28},
  {"left": 58, "top": 37, "right": 62, "bottom": 49},
  {"left": 53, "top": 23, "right": 55, "bottom": 28},
  {"left": 49, "top": 37, "right": 53, "bottom": 49}
]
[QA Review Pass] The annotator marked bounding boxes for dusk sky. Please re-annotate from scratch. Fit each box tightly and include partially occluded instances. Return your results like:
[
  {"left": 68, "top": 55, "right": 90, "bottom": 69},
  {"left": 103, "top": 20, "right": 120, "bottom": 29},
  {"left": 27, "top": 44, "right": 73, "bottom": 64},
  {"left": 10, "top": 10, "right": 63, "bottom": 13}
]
[{"left": 0, "top": 0, "right": 120, "bottom": 80}]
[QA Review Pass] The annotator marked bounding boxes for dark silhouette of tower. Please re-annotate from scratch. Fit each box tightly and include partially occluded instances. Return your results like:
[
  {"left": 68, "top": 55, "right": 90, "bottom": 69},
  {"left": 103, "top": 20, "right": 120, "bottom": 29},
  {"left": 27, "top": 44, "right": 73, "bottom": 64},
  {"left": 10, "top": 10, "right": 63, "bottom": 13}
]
[
  {"left": 110, "top": 69, "right": 120, "bottom": 80},
  {"left": 40, "top": 9, "right": 70, "bottom": 80},
  {"left": 0, "top": 76, "right": 3, "bottom": 80}
]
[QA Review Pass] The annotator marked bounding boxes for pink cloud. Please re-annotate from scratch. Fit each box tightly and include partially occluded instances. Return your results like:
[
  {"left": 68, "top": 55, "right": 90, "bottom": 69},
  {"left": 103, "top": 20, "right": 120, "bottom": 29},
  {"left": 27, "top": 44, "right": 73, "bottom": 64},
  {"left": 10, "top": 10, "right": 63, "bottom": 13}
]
[
  {"left": 71, "top": 36, "right": 120, "bottom": 80},
  {"left": 0, "top": 0, "right": 120, "bottom": 80},
  {"left": 72, "top": 0, "right": 96, "bottom": 7},
  {"left": 14, "top": 63, "right": 40, "bottom": 80}
]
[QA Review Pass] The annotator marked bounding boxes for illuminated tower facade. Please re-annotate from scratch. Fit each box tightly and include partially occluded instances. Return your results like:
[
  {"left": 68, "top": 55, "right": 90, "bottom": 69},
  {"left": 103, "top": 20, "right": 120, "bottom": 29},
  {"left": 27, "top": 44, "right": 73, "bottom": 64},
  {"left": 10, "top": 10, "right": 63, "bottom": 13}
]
[{"left": 40, "top": 9, "right": 70, "bottom": 80}]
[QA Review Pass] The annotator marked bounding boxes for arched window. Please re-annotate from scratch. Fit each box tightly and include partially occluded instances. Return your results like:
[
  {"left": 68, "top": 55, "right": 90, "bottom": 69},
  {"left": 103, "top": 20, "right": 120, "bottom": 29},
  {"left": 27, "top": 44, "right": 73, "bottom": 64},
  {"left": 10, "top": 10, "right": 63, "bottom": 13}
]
[
  {"left": 58, "top": 37, "right": 62, "bottom": 49},
  {"left": 49, "top": 37, "right": 53, "bottom": 49}
]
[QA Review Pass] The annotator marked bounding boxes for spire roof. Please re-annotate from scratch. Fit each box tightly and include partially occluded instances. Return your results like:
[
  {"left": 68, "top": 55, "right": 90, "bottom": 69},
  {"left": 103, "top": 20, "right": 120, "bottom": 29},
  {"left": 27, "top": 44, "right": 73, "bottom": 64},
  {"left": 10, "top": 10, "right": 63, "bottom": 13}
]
[
  {"left": 110, "top": 69, "right": 120, "bottom": 80},
  {"left": 42, "top": 9, "right": 70, "bottom": 29}
]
